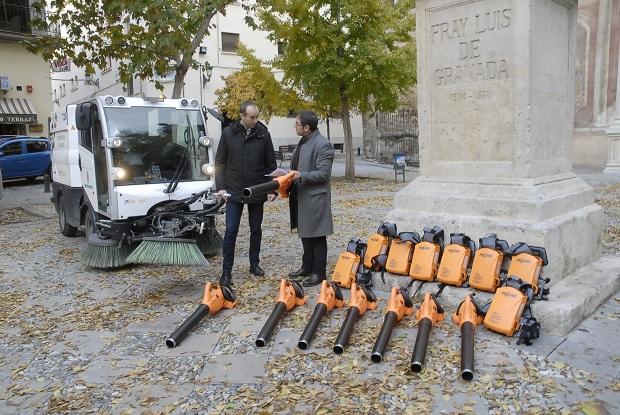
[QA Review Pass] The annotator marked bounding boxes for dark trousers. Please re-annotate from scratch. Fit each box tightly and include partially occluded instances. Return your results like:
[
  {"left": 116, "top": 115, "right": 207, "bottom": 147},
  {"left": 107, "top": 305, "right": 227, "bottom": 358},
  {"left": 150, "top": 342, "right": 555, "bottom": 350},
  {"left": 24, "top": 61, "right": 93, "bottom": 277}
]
[
  {"left": 222, "top": 201, "right": 264, "bottom": 273},
  {"left": 301, "top": 236, "right": 327, "bottom": 277}
]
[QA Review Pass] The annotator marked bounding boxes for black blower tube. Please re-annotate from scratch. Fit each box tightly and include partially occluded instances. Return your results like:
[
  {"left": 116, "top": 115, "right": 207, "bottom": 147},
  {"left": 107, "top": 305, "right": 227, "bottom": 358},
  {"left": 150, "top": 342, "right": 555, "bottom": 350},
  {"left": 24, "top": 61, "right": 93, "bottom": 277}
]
[
  {"left": 166, "top": 304, "right": 210, "bottom": 348},
  {"left": 256, "top": 302, "right": 287, "bottom": 347},
  {"left": 298, "top": 303, "right": 327, "bottom": 350},
  {"left": 243, "top": 180, "right": 279, "bottom": 198},
  {"left": 371, "top": 311, "right": 398, "bottom": 363},
  {"left": 461, "top": 322, "right": 475, "bottom": 381},
  {"left": 333, "top": 307, "right": 360, "bottom": 354},
  {"left": 411, "top": 317, "right": 432, "bottom": 372}
]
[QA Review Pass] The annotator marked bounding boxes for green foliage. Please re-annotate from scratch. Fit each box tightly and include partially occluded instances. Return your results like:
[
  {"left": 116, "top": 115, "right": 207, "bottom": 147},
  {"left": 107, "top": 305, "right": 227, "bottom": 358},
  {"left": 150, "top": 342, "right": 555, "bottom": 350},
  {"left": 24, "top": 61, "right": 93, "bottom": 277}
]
[
  {"left": 255, "top": 0, "right": 417, "bottom": 114},
  {"left": 214, "top": 44, "right": 307, "bottom": 123},
  {"left": 27, "top": 0, "right": 233, "bottom": 97}
]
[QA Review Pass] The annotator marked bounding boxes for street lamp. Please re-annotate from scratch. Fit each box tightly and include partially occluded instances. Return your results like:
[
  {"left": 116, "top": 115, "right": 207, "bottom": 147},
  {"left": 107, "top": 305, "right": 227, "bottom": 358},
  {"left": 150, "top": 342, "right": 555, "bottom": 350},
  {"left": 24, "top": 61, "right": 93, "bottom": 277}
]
[{"left": 202, "top": 62, "right": 213, "bottom": 86}]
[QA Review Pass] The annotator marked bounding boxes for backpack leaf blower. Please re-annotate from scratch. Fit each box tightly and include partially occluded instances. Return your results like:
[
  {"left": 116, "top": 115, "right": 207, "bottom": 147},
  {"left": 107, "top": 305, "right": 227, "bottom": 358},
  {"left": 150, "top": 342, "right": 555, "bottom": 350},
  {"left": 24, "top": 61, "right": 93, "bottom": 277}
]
[
  {"left": 166, "top": 282, "right": 237, "bottom": 348},
  {"left": 333, "top": 282, "right": 378, "bottom": 354},
  {"left": 385, "top": 232, "right": 421, "bottom": 276},
  {"left": 452, "top": 294, "right": 484, "bottom": 380},
  {"left": 409, "top": 226, "right": 444, "bottom": 282},
  {"left": 483, "top": 276, "right": 541, "bottom": 346},
  {"left": 370, "top": 287, "right": 415, "bottom": 363},
  {"left": 242, "top": 171, "right": 297, "bottom": 199},
  {"left": 411, "top": 292, "right": 445, "bottom": 372},
  {"left": 364, "top": 222, "right": 398, "bottom": 272},
  {"left": 298, "top": 281, "right": 345, "bottom": 349},
  {"left": 437, "top": 233, "right": 476, "bottom": 287},
  {"left": 468, "top": 233, "right": 510, "bottom": 292},
  {"left": 506, "top": 243, "right": 550, "bottom": 300},
  {"left": 332, "top": 239, "right": 368, "bottom": 289},
  {"left": 256, "top": 279, "right": 306, "bottom": 347}
]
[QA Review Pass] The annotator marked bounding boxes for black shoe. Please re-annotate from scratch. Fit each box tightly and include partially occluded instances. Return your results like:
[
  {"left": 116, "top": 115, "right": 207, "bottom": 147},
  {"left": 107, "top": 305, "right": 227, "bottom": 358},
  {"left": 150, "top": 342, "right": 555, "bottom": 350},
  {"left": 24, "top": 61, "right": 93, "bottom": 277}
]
[
  {"left": 219, "top": 271, "right": 233, "bottom": 287},
  {"left": 250, "top": 264, "right": 265, "bottom": 277},
  {"left": 302, "top": 274, "right": 326, "bottom": 287},
  {"left": 288, "top": 267, "right": 311, "bottom": 278}
]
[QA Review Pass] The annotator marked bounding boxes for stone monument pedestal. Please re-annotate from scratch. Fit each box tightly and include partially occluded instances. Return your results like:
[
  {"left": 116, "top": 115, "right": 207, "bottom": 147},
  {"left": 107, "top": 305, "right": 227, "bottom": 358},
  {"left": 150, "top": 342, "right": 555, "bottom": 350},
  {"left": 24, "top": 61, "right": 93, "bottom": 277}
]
[{"left": 380, "top": 0, "right": 620, "bottom": 335}]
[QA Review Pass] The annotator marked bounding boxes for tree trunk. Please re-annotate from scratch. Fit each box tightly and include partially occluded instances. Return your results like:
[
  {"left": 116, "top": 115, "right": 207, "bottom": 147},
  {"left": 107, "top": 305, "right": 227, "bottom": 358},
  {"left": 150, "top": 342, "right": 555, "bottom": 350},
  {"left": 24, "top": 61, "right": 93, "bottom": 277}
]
[
  {"left": 171, "top": 10, "right": 218, "bottom": 98},
  {"left": 339, "top": 86, "right": 355, "bottom": 180}
]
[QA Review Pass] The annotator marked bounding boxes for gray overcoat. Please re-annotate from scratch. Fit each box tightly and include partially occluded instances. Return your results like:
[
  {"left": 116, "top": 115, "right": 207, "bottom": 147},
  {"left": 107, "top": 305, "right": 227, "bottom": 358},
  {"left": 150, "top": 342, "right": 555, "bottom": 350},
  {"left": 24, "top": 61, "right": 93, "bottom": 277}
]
[{"left": 290, "top": 129, "right": 334, "bottom": 238}]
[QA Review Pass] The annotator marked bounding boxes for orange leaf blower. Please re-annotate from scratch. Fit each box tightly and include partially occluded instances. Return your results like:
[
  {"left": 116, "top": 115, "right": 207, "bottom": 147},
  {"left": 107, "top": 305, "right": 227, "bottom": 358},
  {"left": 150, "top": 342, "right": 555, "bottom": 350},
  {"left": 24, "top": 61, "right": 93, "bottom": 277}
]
[
  {"left": 333, "top": 282, "right": 378, "bottom": 354},
  {"left": 242, "top": 171, "right": 297, "bottom": 199},
  {"left": 437, "top": 233, "right": 476, "bottom": 287},
  {"left": 298, "top": 281, "right": 345, "bottom": 349},
  {"left": 166, "top": 282, "right": 237, "bottom": 348},
  {"left": 468, "top": 233, "right": 510, "bottom": 292},
  {"left": 452, "top": 294, "right": 484, "bottom": 380},
  {"left": 410, "top": 292, "right": 445, "bottom": 372},
  {"left": 256, "top": 279, "right": 306, "bottom": 347},
  {"left": 409, "top": 226, "right": 444, "bottom": 282},
  {"left": 371, "top": 286, "right": 415, "bottom": 363}
]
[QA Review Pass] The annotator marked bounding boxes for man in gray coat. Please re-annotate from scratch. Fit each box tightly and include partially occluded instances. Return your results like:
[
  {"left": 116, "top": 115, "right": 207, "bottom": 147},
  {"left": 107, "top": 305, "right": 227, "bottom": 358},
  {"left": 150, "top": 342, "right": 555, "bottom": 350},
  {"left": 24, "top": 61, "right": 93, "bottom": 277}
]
[{"left": 288, "top": 110, "right": 335, "bottom": 287}]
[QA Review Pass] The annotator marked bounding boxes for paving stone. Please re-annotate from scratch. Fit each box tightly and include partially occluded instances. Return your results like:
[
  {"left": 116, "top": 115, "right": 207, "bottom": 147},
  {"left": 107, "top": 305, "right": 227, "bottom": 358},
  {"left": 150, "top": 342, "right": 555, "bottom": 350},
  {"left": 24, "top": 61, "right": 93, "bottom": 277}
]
[{"left": 200, "top": 353, "right": 269, "bottom": 384}]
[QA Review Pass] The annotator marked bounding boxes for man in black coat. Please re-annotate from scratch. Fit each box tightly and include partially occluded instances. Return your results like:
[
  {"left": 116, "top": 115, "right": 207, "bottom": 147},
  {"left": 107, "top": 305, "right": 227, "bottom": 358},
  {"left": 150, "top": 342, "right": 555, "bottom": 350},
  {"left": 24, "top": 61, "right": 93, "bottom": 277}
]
[{"left": 215, "top": 101, "right": 277, "bottom": 287}]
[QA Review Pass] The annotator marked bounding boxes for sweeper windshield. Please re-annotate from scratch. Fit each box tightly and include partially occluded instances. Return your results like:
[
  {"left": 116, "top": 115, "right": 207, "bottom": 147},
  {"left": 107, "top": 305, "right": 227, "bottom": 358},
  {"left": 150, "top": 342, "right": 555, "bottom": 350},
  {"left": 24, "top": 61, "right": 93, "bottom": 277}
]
[{"left": 104, "top": 106, "right": 209, "bottom": 185}]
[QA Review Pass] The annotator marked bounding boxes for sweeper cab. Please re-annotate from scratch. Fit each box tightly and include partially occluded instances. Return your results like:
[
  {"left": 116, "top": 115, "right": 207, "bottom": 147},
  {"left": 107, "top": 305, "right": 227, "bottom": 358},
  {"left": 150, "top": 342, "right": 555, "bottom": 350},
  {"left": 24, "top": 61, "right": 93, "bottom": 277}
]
[{"left": 50, "top": 96, "right": 223, "bottom": 267}]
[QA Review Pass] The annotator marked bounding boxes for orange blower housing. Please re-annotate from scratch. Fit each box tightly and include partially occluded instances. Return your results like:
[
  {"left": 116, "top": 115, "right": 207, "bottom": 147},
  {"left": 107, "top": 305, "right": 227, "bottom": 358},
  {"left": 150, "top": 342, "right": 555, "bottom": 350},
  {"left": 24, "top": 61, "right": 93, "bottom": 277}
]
[
  {"left": 276, "top": 278, "right": 307, "bottom": 311},
  {"left": 202, "top": 282, "right": 237, "bottom": 314},
  {"left": 437, "top": 233, "right": 476, "bottom": 287},
  {"left": 364, "top": 222, "right": 398, "bottom": 270},
  {"left": 385, "top": 232, "right": 420, "bottom": 276},
  {"left": 506, "top": 243, "right": 549, "bottom": 300},
  {"left": 370, "top": 287, "right": 414, "bottom": 362},
  {"left": 298, "top": 281, "right": 344, "bottom": 350},
  {"left": 317, "top": 280, "right": 345, "bottom": 311},
  {"left": 333, "top": 282, "right": 378, "bottom": 354},
  {"left": 468, "top": 233, "right": 510, "bottom": 292},
  {"left": 409, "top": 226, "right": 445, "bottom": 282},
  {"left": 452, "top": 294, "right": 484, "bottom": 381}
]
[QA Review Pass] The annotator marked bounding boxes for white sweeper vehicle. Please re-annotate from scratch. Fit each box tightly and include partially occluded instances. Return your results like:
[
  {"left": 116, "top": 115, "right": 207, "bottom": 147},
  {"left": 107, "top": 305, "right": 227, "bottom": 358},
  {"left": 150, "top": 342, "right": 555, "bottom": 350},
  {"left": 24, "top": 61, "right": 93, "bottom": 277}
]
[{"left": 50, "top": 95, "right": 225, "bottom": 269}]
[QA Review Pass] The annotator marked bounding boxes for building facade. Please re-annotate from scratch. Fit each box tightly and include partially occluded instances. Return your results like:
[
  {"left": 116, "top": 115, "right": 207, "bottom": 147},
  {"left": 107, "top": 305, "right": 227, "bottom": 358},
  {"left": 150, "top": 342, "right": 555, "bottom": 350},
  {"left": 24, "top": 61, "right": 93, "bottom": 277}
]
[
  {"left": 0, "top": 0, "right": 55, "bottom": 137},
  {"left": 50, "top": 3, "right": 363, "bottom": 150}
]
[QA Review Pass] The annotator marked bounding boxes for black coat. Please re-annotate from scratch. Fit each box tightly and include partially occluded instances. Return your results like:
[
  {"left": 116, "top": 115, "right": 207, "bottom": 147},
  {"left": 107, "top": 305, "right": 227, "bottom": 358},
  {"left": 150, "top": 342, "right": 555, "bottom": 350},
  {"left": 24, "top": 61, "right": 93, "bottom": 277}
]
[{"left": 214, "top": 121, "right": 277, "bottom": 204}]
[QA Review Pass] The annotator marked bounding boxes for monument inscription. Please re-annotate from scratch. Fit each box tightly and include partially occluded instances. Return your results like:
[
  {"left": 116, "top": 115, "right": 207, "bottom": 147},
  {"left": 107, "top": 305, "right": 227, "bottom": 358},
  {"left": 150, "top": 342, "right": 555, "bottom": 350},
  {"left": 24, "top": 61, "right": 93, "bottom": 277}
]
[{"left": 429, "top": 0, "right": 514, "bottom": 163}]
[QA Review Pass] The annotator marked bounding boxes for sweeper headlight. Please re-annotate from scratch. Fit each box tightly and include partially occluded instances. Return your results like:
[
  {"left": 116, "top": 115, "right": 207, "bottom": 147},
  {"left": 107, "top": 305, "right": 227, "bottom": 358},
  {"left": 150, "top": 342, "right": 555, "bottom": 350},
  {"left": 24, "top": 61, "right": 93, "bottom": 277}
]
[
  {"left": 113, "top": 167, "right": 128, "bottom": 180},
  {"left": 201, "top": 163, "right": 214, "bottom": 175},
  {"left": 198, "top": 136, "right": 213, "bottom": 147},
  {"left": 191, "top": 100, "right": 199, "bottom": 107},
  {"left": 104, "top": 96, "right": 114, "bottom": 105}
]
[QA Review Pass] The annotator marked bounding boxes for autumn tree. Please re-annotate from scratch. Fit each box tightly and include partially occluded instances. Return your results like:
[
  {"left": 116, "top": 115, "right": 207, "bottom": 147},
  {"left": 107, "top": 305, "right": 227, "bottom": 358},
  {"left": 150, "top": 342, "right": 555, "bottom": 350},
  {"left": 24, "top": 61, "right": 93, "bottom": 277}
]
[
  {"left": 214, "top": 44, "right": 306, "bottom": 123},
  {"left": 27, "top": 0, "right": 233, "bottom": 98},
  {"left": 254, "top": 0, "right": 416, "bottom": 179}
]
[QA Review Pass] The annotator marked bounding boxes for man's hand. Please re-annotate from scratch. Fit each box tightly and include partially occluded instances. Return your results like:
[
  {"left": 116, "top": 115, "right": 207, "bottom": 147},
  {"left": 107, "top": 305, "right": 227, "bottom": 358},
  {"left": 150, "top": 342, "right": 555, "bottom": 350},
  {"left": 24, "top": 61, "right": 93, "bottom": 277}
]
[
  {"left": 291, "top": 170, "right": 301, "bottom": 181},
  {"left": 267, "top": 193, "right": 277, "bottom": 202},
  {"left": 217, "top": 190, "right": 230, "bottom": 201}
]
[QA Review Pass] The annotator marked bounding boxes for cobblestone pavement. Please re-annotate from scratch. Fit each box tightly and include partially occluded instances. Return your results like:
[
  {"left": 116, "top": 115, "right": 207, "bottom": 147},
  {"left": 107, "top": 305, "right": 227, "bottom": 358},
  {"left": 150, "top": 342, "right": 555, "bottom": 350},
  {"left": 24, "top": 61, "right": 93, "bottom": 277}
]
[{"left": 0, "top": 162, "right": 619, "bottom": 414}]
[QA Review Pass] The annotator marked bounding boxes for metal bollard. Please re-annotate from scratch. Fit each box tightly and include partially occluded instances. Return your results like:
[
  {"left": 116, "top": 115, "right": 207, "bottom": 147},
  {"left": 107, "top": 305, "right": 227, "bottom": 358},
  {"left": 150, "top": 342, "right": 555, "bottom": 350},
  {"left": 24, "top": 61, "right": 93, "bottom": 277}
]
[{"left": 43, "top": 173, "right": 51, "bottom": 193}]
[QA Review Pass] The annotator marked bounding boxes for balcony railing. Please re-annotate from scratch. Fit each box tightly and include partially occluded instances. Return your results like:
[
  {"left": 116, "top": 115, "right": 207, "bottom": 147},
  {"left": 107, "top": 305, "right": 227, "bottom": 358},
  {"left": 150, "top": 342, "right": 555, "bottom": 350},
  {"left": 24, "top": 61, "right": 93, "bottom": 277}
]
[{"left": 0, "top": 3, "right": 59, "bottom": 38}]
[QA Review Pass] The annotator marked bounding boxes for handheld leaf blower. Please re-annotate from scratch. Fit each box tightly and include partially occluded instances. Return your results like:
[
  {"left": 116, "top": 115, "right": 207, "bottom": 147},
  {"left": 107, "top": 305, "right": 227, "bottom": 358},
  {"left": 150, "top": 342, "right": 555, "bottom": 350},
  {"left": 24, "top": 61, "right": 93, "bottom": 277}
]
[
  {"left": 256, "top": 279, "right": 306, "bottom": 347},
  {"left": 166, "top": 282, "right": 237, "bottom": 348},
  {"left": 411, "top": 292, "right": 445, "bottom": 372},
  {"left": 371, "top": 286, "right": 415, "bottom": 362},
  {"left": 452, "top": 294, "right": 484, "bottom": 380},
  {"left": 333, "top": 282, "right": 378, "bottom": 354},
  {"left": 242, "top": 171, "right": 297, "bottom": 199},
  {"left": 298, "top": 281, "right": 345, "bottom": 349}
]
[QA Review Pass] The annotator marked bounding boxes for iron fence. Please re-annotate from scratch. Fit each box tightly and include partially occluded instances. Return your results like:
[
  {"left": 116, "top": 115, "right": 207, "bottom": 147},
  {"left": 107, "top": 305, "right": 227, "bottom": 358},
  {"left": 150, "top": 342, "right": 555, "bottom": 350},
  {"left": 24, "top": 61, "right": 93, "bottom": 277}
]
[{"left": 375, "top": 108, "right": 419, "bottom": 166}]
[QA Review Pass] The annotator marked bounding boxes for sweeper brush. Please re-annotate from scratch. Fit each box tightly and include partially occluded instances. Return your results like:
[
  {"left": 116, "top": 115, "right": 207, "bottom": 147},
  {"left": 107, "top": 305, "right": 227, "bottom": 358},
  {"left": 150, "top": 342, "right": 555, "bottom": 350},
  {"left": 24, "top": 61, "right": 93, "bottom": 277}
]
[
  {"left": 127, "top": 238, "right": 209, "bottom": 267},
  {"left": 81, "top": 234, "right": 134, "bottom": 269}
]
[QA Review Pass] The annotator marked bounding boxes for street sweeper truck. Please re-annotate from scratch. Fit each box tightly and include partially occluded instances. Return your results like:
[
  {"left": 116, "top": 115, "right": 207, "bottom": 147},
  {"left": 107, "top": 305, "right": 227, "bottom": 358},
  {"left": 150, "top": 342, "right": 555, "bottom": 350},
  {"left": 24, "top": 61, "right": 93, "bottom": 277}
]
[{"left": 50, "top": 95, "right": 224, "bottom": 268}]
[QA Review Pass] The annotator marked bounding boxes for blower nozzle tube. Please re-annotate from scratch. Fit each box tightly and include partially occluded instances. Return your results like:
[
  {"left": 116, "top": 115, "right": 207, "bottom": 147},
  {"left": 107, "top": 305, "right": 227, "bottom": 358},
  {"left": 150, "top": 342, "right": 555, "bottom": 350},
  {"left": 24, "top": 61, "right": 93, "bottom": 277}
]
[
  {"left": 256, "top": 301, "right": 287, "bottom": 347},
  {"left": 411, "top": 317, "right": 432, "bottom": 372},
  {"left": 243, "top": 180, "right": 279, "bottom": 198},
  {"left": 166, "top": 304, "right": 210, "bottom": 348},
  {"left": 371, "top": 311, "right": 398, "bottom": 363},
  {"left": 298, "top": 303, "right": 327, "bottom": 350},
  {"left": 333, "top": 306, "right": 360, "bottom": 354},
  {"left": 461, "top": 321, "right": 475, "bottom": 381}
]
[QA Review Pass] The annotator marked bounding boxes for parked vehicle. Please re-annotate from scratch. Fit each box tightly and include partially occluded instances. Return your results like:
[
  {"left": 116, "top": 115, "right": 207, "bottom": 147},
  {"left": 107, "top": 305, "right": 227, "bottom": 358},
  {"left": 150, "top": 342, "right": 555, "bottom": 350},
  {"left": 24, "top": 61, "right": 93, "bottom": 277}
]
[{"left": 0, "top": 136, "right": 51, "bottom": 181}]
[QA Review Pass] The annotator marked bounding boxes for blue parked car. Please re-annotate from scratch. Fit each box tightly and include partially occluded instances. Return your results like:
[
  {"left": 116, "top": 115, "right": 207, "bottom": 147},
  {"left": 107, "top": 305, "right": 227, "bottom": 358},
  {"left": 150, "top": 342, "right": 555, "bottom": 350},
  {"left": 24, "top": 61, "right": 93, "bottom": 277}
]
[{"left": 0, "top": 136, "right": 51, "bottom": 181}]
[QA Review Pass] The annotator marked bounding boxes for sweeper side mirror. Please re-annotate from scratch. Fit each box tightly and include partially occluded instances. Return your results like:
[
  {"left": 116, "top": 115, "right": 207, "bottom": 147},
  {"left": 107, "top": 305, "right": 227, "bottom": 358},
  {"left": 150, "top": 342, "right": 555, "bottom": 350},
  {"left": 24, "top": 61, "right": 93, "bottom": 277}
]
[{"left": 75, "top": 103, "right": 94, "bottom": 130}]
